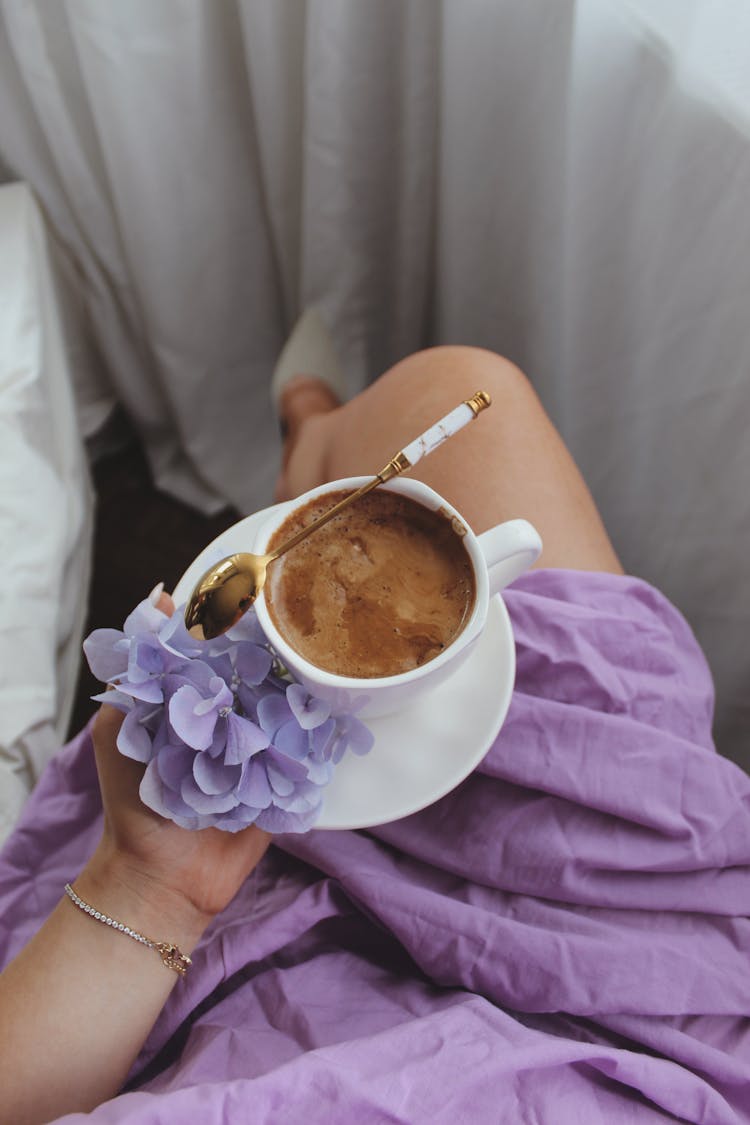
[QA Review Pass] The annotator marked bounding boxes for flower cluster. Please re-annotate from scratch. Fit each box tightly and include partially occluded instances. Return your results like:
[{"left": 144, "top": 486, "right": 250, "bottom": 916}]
[{"left": 83, "top": 596, "right": 373, "bottom": 833}]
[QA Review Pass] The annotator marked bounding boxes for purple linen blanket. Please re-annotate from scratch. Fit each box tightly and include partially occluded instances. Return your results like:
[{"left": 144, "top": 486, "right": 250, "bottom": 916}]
[{"left": 1, "top": 570, "right": 749, "bottom": 1123}]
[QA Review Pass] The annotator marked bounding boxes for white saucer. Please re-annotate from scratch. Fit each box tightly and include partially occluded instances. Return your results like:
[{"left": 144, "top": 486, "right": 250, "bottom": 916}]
[{"left": 173, "top": 507, "right": 516, "bottom": 830}]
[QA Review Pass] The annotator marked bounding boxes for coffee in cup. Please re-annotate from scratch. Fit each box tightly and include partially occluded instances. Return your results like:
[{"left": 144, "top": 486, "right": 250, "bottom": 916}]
[
  {"left": 264, "top": 488, "right": 476, "bottom": 678},
  {"left": 249, "top": 476, "right": 542, "bottom": 718}
]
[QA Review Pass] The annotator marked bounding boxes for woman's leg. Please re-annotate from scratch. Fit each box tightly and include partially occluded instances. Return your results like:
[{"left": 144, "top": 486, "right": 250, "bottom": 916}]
[{"left": 276, "top": 346, "right": 623, "bottom": 575}]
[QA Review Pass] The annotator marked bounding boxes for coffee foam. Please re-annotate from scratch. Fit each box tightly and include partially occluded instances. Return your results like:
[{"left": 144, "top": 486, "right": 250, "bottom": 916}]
[{"left": 264, "top": 489, "right": 476, "bottom": 678}]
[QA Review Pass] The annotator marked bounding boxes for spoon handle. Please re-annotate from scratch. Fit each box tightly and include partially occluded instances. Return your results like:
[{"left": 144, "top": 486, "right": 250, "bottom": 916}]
[
  {"left": 399, "top": 390, "right": 491, "bottom": 469},
  {"left": 267, "top": 390, "right": 492, "bottom": 563},
  {"left": 267, "top": 474, "right": 385, "bottom": 561}
]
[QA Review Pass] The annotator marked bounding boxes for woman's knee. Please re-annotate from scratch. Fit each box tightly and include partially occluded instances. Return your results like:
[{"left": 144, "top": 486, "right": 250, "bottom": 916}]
[
  {"left": 376, "top": 345, "right": 540, "bottom": 417},
  {"left": 279, "top": 344, "right": 544, "bottom": 503}
]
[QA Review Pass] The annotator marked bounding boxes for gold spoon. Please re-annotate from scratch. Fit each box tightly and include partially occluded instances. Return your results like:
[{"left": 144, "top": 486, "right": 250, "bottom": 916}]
[{"left": 184, "top": 390, "right": 491, "bottom": 639}]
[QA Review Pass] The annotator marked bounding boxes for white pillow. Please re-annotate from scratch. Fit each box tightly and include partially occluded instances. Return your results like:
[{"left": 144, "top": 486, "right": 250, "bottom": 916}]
[{"left": 0, "top": 183, "right": 93, "bottom": 843}]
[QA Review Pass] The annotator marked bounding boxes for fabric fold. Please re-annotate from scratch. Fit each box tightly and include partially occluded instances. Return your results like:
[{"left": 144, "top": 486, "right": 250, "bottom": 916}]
[{"left": 1, "top": 571, "right": 748, "bottom": 1123}]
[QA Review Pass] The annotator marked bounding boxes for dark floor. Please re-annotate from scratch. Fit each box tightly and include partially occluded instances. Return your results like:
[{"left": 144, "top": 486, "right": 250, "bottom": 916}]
[{"left": 67, "top": 435, "right": 240, "bottom": 738}]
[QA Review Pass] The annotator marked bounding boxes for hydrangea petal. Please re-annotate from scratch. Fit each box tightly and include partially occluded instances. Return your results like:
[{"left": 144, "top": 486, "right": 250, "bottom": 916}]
[
  {"left": 156, "top": 743, "right": 196, "bottom": 790},
  {"left": 180, "top": 774, "right": 239, "bottom": 815},
  {"left": 236, "top": 681, "right": 262, "bottom": 719},
  {"left": 255, "top": 802, "right": 321, "bottom": 834},
  {"left": 169, "top": 813, "right": 211, "bottom": 830},
  {"left": 345, "top": 715, "right": 375, "bottom": 756},
  {"left": 272, "top": 790, "right": 319, "bottom": 813},
  {"left": 224, "top": 713, "right": 270, "bottom": 766},
  {"left": 225, "top": 612, "right": 267, "bottom": 646},
  {"left": 235, "top": 643, "right": 273, "bottom": 686},
  {"left": 208, "top": 676, "right": 234, "bottom": 708},
  {"left": 203, "top": 651, "right": 233, "bottom": 684},
  {"left": 193, "top": 695, "right": 221, "bottom": 717},
  {"left": 329, "top": 734, "right": 346, "bottom": 765},
  {"left": 308, "top": 718, "right": 336, "bottom": 759},
  {"left": 224, "top": 803, "right": 263, "bottom": 825},
  {"left": 236, "top": 759, "right": 273, "bottom": 808},
  {"left": 193, "top": 752, "right": 240, "bottom": 796},
  {"left": 204, "top": 728, "right": 229, "bottom": 758},
  {"left": 90, "top": 689, "right": 133, "bottom": 713},
  {"left": 330, "top": 714, "right": 375, "bottom": 762},
  {"left": 117, "top": 709, "right": 154, "bottom": 763},
  {"left": 287, "top": 683, "right": 331, "bottom": 730},
  {"left": 118, "top": 679, "right": 164, "bottom": 705},
  {"left": 306, "top": 758, "right": 334, "bottom": 786},
  {"left": 139, "top": 759, "right": 171, "bottom": 819},
  {"left": 256, "top": 693, "right": 293, "bottom": 737},
  {"left": 265, "top": 746, "right": 309, "bottom": 782},
  {"left": 203, "top": 813, "right": 255, "bottom": 833},
  {"left": 83, "top": 630, "right": 129, "bottom": 682},
  {"left": 127, "top": 637, "right": 165, "bottom": 682},
  {"left": 124, "top": 599, "right": 167, "bottom": 637},
  {"left": 169, "top": 685, "right": 219, "bottom": 750},
  {"left": 266, "top": 763, "right": 296, "bottom": 797},
  {"left": 160, "top": 781, "right": 202, "bottom": 820},
  {"left": 273, "top": 719, "right": 311, "bottom": 762},
  {"left": 159, "top": 609, "right": 205, "bottom": 658},
  {"left": 163, "top": 660, "right": 216, "bottom": 699}
]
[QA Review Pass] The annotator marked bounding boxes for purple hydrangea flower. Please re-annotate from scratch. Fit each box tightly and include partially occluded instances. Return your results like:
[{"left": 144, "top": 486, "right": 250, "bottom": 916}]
[{"left": 83, "top": 596, "right": 373, "bottom": 833}]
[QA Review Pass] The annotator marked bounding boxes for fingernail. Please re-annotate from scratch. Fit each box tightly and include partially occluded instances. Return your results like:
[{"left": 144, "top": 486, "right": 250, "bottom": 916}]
[{"left": 148, "top": 581, "right": 165, "bottom": 605}]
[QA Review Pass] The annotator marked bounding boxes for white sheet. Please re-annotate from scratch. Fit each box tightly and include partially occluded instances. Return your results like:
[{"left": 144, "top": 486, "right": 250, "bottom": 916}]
[{"left": 0, "top": 182, "right": 93, "bottom": 843}]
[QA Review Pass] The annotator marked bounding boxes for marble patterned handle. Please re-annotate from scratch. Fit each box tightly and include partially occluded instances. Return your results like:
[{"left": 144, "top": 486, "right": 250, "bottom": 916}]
[{"left": 400, "top": 390, "right": 491, "bottom": 467}]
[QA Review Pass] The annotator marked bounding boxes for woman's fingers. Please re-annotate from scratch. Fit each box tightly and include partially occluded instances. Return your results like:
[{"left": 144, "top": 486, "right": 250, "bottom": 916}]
[
  {"left": 156, "top": 591, "right": 175, "bottom": 616},
  {"left": 93, "top": 585, "right": 173, "bottom": 761},
  {"left": 93, "top": 702, "right": 125, "bottom": 744},
  {"left": 148, "top": 580, "right": 175, "bottom": 618}
]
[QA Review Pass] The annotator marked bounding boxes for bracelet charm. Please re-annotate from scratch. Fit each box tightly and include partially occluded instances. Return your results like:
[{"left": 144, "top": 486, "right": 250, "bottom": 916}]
[
  {"left": 155, "top": 941, "right": 193, "bottom": 976},
  {"left": 64, "top": 884, "right": 191, "bottom": 976}
]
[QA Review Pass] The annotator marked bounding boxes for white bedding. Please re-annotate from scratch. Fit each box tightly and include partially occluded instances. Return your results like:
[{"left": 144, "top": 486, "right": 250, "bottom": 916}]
[{"left": 0, "top": 182, "right": 93, "bottom": 844}]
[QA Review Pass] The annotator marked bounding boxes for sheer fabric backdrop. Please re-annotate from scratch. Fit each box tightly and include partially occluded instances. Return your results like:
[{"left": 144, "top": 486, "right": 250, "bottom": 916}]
[{"left": 1, "top": 0, "right": 748, "bottom": 767}]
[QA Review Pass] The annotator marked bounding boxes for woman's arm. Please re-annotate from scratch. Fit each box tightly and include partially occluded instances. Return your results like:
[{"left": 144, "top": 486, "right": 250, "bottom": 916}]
[
  {"left": 0, "top": 596, "right": 270, "bottom": 1125},
  {"left": 0, "top": 843, "right": 209, "bottom": 1125}
]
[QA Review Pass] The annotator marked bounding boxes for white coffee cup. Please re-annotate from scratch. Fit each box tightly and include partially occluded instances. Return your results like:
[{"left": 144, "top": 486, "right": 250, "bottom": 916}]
[{"left": 252, "top": 476, "right": 542, "bottom": 718}]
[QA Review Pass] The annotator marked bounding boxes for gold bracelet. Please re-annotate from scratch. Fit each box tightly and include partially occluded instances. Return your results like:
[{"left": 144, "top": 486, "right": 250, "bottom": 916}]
[{"left": 64, "top": 883, "right": 192, "bottom": 976}]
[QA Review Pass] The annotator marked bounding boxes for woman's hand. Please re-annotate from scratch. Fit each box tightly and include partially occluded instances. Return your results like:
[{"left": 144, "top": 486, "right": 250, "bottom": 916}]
[
  {"left": 0, "top": 593, "right": 271, "bottom": 1125},
  {"left": 82, "top": 592, "right": 271, "bottom": 934}
]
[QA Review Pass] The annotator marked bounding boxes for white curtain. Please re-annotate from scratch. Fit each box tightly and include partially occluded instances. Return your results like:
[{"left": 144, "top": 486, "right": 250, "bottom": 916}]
[
  {"left": 1, "top": 0, "right": 748, "bottom": 768},
  {"left": 0, "top": 182, "right": 93, "bottom": 840}
]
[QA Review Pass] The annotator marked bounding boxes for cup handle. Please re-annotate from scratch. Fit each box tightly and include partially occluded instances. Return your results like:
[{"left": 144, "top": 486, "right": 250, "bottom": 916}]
[{"left": 477, "top": 519, "right": 542, "bottom": 597}]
